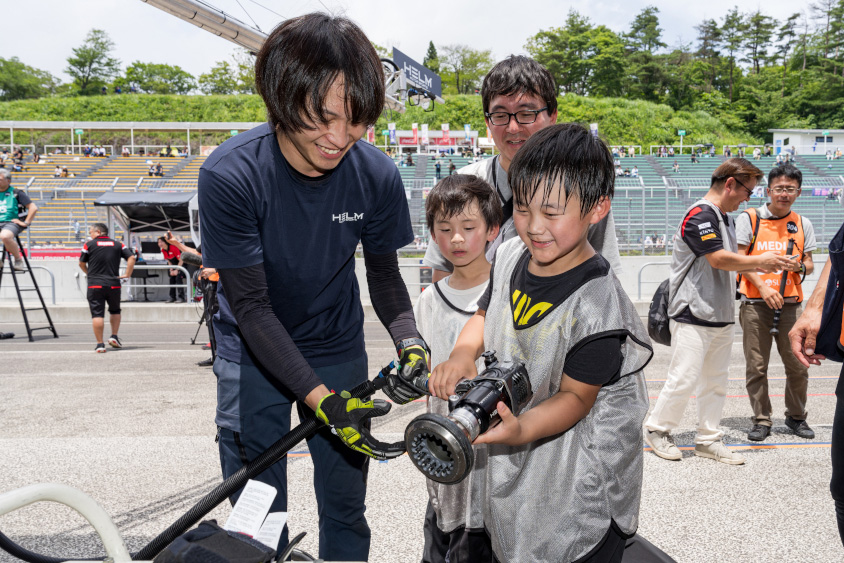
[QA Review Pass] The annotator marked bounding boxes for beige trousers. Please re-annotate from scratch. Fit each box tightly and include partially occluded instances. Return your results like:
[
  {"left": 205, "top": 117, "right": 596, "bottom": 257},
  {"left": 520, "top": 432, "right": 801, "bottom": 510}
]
[{"left": 739, "top": 301, "right": 809, "bottom": 426}]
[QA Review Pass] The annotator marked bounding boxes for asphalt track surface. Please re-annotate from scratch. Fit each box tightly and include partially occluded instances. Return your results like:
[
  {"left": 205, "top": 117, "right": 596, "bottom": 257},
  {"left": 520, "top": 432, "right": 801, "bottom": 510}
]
[{"left": 0, "top": 320, "right": 841, "bottom": 562}]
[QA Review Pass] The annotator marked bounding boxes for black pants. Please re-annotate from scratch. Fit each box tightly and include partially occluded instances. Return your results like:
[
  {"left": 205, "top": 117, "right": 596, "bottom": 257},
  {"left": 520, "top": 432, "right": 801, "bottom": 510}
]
[
  {"left": 169, "top": 270, "right": 185, "bottom": 301},
  {"left": 833, "top": 367, "right": 844, "bottom": 546}
]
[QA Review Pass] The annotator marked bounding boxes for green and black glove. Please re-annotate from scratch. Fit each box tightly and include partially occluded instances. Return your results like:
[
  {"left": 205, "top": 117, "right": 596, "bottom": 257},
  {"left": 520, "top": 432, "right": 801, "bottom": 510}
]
[
  {"left": 315, "top": 391, "right": 405, "bottom": 460},
  {"left": 383, "top": 337, "right": 431, "bottom": 405}
]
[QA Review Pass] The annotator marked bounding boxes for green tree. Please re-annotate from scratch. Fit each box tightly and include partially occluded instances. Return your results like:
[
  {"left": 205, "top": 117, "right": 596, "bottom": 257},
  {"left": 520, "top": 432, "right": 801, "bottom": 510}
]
[
  {"left": 66, "top": 29, "right": 121, "bottom": 95},
  {"left": 720, "top": 7, "right": 747, "bottom": 101},
  {"left": 124, "top": 62, "right": 196, "bottom": 94},
  {"left": 439, "top": 45, "right": 493, "bottom": 94},
  {"left": 625, "top": 6, "right": 666, "bottom": 53},
  {"left": 695, "top": 19, "right": 721, "bottom": 92},
  {"left": 198, "top": 61, "right": 238, "bottom": 95},
  {"left": 232, "top": 49, "right": 256, "bottom": 94},
  {"left": 423, "top": 41, "right": 440, "bottom": 73},
  {"left": 525, "top": 10, "right": 594, "bottom": 95},
  {"left": 742, "top": 10, "right": 776, "bottom": 74},
  {"left": 0, "top": 57, "right": 58, "bottom": 101},
  {"left": 776, "top": 13, "right": 801, "bottom": 95}
]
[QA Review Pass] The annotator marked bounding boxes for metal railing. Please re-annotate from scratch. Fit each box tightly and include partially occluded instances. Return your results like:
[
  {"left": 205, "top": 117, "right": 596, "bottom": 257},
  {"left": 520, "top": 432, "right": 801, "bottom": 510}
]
[
  {"left": 44, "top": 145, "right": 115, "bottom": 156},
  {"left": 0, "top": 265, "right": 56, "bottom": 304},
  {"left": 123, "top": 145, "right": 188, "bottom": 157},
  {"left": 122, "top": 264, "right": 193, "bottom": 300}
]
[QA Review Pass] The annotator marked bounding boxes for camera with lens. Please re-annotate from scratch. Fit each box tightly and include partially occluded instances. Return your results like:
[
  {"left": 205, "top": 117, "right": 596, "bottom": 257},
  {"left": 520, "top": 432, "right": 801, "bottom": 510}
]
[{"left": 404, "top": 351, "right": 532, "bottom": 484}]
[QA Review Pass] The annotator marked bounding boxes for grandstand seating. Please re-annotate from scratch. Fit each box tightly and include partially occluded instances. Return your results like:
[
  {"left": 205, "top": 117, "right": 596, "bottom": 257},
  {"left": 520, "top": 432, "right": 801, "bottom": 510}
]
[{"left": 9, "top": 147, "right": 844, "bottom": 252}]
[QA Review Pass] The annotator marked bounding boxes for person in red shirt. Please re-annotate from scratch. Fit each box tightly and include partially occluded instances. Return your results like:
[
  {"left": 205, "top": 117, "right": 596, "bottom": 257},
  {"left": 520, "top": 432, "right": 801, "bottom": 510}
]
[{"left": 157, "top": 236, "right": 186, "bottom": 303}]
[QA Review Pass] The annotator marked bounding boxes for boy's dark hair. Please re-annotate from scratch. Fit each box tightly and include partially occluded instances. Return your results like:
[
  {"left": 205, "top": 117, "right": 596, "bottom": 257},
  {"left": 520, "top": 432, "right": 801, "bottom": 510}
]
[
  {"left": 426, "top": 175, "right": 503, "bottom": 232},
  {"left": 481, "top": 56, "right": 557, "bottom": 115},
  {"left": 90, "top": 223, "right": 108, "bottom": 235},
  {"left": 509, "top": 123, "right": 614, "bottom": 217},
  {"left": 768, "top": 163, "right": 802, "bottom": 188},
  {"left": 255, "top": 13, "right": 384, "bottom": 135}
]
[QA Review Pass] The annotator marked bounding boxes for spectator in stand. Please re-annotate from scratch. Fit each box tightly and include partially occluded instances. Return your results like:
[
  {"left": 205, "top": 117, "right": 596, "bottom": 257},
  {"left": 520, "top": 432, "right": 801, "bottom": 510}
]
[
  {"left": 32, "top": 153, "right": 40, "bottom": 164},
  {"left": 435, "top": 160, "right": 441, "bottom": 180},
  {"left": 827, "top": 150, "right": 834, "bottom": 160},
  {"left": 672, "top": 161, "right": 680, "bottom": 173},
  {"left": 122, "top": 146, "right": 130, "bottom": 157},
  {"left": 632, "top": 165, "right": 639, "bottom": 178},
  {"left": 54, "top": 165, "right": 62, "bottom": 178},
  {"left": 0, "top": 168, "right": 38, "bottom": 271},
  {"left": 157, "top": 236, "right": 185, "bottom": 303},
  {"left": 725, "top": 146, "right": 732, "bottom": 157},
  {"left": 753, "top": 147, "right": 761, "bottom": 160},
  {"left": 449, "top": 159, "right": 456, "bottom": 175},
  {"left": 154, "top": 162, "right": 164, "bottom": 177},
  {"left": 668, "top": 146, "right": 675, "bottom": 157},
  {"left": 60, "top": 167, "right": 69, "bottom": 178},
  {"left": 629, "top": 146, "right": 635, "bottom": 158},
  {"left": 148, "top": 163, "right": 155, "bottom": 177},
  {"left": 405, "top": 154, "right": 414, "bottom": 166},
  {"left": 83, "top": 145, "right": 92, "bottom": 157},
  {"left": 79, "top": 223, "right": 135, "bottom": 353}
]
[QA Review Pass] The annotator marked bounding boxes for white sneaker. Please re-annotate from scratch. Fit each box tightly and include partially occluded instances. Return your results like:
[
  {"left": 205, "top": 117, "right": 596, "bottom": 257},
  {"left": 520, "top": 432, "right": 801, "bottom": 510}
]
[
  {"left": 644, "top": 429, "right": 682, "bottom": 461},
  {"left": 694, "top": 440, "right": 745, "bottom": 465},
  {"left": 12, "top": 258, "right": 26, "bottom": 271}
]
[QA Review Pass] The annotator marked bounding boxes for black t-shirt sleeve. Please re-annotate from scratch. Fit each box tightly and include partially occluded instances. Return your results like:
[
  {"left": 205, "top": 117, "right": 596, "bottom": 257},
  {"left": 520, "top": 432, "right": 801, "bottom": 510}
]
[
  {"left": 477, "top": 260, "right": 495, "bottom": 311},
  {"left": 218, "top": 263, "right": 323, "bottom": 400},
  {"left": 120, "top": 243, "right": 133, "bottom": 260},
  {"left": 79, "top": 243, "right": 89, "bottom": 263},
  {"left": 563, "top": 335, "right": 625, "bottom": 386},
  {"left": 681, "top": 206, "right": 724, "bottom": 257},
  {"left": 14, "top": 189, "right": 32, "bottom": 208}
]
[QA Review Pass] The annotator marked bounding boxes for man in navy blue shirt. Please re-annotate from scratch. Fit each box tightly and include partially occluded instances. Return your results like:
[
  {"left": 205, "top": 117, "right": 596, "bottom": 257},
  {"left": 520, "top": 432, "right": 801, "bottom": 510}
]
[{"left": 199, "top": 13, "right": 431, "bottom": 561}]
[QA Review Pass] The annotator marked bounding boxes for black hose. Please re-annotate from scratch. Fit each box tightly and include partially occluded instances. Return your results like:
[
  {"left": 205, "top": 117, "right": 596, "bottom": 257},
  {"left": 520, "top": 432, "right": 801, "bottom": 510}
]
[{"left": 0, "top": 375, "right": 387, "bottom": 563}]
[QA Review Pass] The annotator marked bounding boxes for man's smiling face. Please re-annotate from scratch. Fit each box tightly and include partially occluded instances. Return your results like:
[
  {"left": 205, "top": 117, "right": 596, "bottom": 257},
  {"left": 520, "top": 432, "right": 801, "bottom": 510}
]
[{"left": 485, "top": 91, "right": 557, "bottom": 171}]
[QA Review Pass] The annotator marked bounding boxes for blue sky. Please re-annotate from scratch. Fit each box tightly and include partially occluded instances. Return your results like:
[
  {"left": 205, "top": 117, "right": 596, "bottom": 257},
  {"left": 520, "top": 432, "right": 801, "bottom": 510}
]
[{"left": 3, "top": 1, "right": 804, "bottom": 83}]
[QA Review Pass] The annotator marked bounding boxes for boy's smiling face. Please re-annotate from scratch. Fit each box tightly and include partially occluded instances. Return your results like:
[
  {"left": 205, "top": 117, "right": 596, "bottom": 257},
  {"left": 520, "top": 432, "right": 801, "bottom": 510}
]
[
  {"left": 432, "top": 199, "right": 498, "bottom": 268},
  {"left": 513, "top": 181, "right": 610, "bottom": 276}
]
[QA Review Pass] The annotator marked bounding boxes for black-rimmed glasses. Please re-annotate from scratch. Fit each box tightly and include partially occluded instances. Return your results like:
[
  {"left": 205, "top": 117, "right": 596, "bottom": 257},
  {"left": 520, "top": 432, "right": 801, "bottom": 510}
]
[
  {"left": 484, "top": 107, "right": 549, "bottom": 126},
  {"left": 733, "top": 177, "right": 755, "bottom": 198}
]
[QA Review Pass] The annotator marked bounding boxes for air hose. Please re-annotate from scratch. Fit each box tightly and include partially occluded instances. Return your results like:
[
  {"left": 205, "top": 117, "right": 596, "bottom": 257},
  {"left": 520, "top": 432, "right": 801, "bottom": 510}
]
[{"left": 0, "top": 366, "right": 396, "bottom": 563}]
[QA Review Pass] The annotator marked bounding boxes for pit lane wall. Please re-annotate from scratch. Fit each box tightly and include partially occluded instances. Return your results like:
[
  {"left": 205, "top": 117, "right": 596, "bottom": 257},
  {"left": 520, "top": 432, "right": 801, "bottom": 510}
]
[{"left": 0, "top": 256, "right": 827, "bottom": 323}]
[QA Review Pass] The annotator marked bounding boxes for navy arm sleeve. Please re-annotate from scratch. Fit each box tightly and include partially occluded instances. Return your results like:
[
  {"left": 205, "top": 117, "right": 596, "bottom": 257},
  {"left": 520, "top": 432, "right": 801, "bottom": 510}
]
[
  {"left": 363, "top": 249, "right": 419, "bottom": 344},
  {"left": 218, "top": 264, "right": 323, "bottom": 401}
]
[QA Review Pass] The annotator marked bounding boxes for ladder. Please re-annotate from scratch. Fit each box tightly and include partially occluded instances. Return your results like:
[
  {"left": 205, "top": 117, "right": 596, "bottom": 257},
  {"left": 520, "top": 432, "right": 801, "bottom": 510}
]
[{"left": 0, "top": 235, "right": 58, "bottom": 341}]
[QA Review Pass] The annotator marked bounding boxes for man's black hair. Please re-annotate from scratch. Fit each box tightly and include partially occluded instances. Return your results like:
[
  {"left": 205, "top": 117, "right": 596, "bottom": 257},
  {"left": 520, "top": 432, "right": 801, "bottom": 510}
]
[
  {"left": 768, "top": 162, "right": 802, "bottom": 189},
  {"left": 90, "top": 223, "right": 108, "bottom": 235},
  {"left": 425, "top": 175, "right": 503, "bottom": 232},
  {"left": 481, "top": 55, "right": 558, "bottom": 115},
  {"left": 509, "top": 123, "right": 614, "bottom": 217},
  {"left": 255, "top": 13, "right": 385, "bottom": 135}
]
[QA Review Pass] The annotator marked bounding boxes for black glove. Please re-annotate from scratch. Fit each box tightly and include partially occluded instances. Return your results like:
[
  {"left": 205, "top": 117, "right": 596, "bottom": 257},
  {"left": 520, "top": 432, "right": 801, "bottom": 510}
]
[
  {"left": 384, "top": 337, "right": 431, "bottom": 405},
  {"left": 315, "top": 391, "right": 405, "bottom": 460}
]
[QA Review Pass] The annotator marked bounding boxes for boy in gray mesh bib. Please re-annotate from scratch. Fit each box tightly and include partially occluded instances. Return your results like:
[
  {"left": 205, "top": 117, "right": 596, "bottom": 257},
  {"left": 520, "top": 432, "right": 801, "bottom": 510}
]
[
  {"left": 416, "top": 175, "right": 503, "bottom": 563},
  {"left": 430, "top": 123, "right": 654, "bottom": 563}
]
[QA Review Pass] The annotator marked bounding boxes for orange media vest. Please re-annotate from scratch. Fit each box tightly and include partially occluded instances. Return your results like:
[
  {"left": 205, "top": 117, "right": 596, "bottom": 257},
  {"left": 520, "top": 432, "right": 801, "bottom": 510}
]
[{"left": 738, "top": 208, "right": 805, "bottom": 302}]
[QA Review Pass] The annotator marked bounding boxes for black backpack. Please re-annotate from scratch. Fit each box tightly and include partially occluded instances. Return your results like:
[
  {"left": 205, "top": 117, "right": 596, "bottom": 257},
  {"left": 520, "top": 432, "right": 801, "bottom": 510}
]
[{"left": 647, "top": 279, "right": 672, "bottom": 346}]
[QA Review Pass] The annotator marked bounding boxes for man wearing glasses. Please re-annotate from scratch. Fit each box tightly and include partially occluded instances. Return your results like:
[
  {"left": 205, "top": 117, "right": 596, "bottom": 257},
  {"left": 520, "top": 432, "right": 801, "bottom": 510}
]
[
  {"left": 423, "top": 55, "right": 621, "bottom": 283},
  {"left": 736, "top": 164, "right": 816, "bottom": 442},
  {"left": 644, "top": 159, "right": 797, "bottom": 465}
]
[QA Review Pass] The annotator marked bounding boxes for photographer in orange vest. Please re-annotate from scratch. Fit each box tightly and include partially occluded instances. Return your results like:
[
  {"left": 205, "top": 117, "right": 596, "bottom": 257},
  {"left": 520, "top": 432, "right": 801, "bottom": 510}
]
[{"left": 736, "top": 163, "right": 816, "bottom": 442}]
